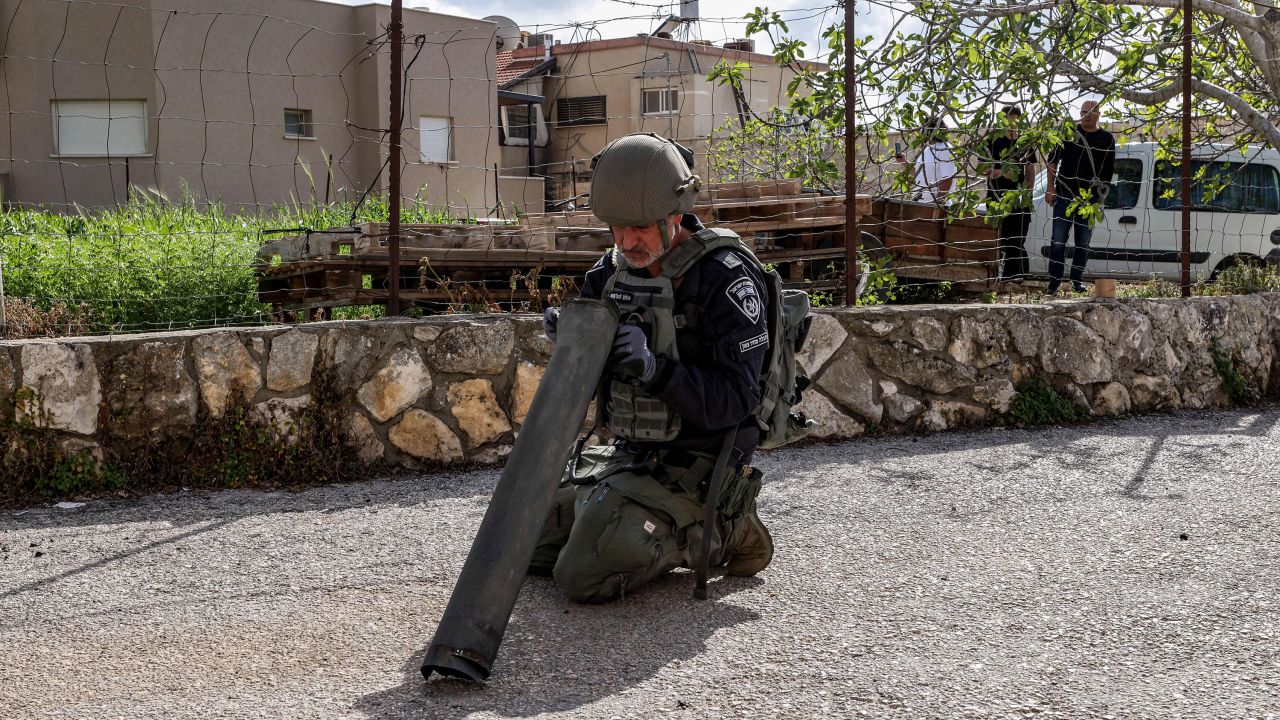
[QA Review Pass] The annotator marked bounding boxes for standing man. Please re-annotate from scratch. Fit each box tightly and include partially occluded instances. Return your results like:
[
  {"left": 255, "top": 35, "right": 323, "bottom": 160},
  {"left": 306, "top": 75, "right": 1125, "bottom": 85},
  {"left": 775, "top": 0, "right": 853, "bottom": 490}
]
[
  {"left": 533, "top": 133, "right": 774, "bottom": 603},
  {"left": 896, "top": 118, "right": 955, "bottom": 205},
  {"left": 987, "top": 105, "right": 1036, "bottom": 280},
  {"left": 1044, "top": 99, "right": 1116, "bottom": 294}
]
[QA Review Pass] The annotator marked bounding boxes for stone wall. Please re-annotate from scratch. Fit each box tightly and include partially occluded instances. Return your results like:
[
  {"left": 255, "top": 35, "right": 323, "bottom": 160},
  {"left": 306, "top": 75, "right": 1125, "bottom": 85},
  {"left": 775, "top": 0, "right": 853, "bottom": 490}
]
[{"left": 0, "top": 295, "right": 1277, "bottom": 474}]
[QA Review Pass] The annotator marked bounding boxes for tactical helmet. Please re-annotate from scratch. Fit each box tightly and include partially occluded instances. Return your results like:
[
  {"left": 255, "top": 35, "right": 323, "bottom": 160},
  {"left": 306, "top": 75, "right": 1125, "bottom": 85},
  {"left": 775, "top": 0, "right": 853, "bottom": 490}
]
[{"left": 589, "top": 133, "right": 701, "bottom": 231}]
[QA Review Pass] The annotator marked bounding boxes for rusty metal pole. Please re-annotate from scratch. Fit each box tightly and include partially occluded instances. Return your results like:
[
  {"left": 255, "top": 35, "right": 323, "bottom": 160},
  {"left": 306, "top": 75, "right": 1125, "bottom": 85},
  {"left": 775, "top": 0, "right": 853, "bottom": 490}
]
[
  {"left": 387, "top": 0, "right": 404, "bottom": 315},
  {"left": 1180, "top": 0, "right": 1192, "bottom": 297},
  {"left": 843, "top": 0, "right": 859, "bottom": 304}
]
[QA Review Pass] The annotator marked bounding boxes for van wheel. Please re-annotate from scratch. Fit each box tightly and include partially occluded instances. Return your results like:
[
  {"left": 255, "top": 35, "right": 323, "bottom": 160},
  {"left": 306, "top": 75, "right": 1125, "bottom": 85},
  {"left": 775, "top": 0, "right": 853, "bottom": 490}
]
[{"left": 1211, "top": 254, "right": 1262, "bottom": 282}]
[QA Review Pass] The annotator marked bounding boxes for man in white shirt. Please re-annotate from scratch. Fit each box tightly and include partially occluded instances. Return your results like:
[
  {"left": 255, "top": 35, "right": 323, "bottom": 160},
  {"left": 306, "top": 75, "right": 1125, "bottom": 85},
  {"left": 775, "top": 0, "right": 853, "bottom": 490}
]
[{"left": 897, "top": 119, "right": 955, "bottom": 204}]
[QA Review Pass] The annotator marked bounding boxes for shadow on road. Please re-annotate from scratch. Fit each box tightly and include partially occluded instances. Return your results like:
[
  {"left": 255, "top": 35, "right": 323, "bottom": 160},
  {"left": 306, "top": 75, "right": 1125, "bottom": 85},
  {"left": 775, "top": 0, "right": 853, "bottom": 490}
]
[{"left": 354, "top": 574, "right": 764, "bottom": 719}]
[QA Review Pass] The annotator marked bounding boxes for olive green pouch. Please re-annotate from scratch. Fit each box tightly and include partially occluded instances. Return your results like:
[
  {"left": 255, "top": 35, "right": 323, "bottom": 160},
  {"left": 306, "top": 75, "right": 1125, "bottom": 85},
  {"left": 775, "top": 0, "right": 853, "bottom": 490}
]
[{"left": 567, "top": 444, "right": 636, "bottom": 485}]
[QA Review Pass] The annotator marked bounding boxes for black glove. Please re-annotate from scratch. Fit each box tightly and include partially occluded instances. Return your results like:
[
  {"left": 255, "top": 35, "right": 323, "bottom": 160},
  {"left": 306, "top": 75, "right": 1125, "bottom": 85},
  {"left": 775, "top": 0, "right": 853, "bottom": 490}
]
[
  {"left": 543, "top": 307, "right": 560, "bottom": 343},
  {"left": 609, "top": 324, "right": 657, "bottom": 384}
]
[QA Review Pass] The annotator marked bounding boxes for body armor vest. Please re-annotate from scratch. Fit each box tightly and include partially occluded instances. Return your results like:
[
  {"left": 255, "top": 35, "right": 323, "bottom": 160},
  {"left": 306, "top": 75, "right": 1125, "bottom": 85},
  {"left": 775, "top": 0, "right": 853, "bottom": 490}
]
[{"left": 601, "top": 228, "right": 751, "bottom": 442}]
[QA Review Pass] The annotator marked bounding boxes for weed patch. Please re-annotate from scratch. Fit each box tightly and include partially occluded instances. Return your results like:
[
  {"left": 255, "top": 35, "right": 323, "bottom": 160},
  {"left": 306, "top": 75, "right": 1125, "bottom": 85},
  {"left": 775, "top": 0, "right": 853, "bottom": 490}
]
[
  {"left": 1210, "top": 338, "right": 1261, "bottom": 406},
  {"left": 998, "top": 375, "right": 1080, "bottom": 427}
]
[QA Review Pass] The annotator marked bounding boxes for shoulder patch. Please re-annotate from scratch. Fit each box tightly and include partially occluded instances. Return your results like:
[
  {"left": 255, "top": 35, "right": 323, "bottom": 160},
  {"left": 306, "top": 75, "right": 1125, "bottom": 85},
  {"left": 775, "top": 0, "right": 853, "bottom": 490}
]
[
  {"left": 720, "top": 252, "right": 743, "bottom": 269},
  {"left": 725, "top": 276, "right": 762, "bottom": 323}
]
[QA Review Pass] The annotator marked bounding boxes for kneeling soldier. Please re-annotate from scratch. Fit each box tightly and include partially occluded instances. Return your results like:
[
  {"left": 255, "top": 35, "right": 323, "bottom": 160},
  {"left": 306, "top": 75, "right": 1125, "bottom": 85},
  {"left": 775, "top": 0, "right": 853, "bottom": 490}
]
[{"left": 532, "top": 133, "right": 774, "bottom": 603}]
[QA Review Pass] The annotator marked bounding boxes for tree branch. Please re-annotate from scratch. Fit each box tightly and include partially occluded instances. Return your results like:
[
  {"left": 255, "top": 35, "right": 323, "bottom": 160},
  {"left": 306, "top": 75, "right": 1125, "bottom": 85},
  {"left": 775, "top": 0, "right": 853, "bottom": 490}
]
[{"left": 952, "top": 0, "right": 1263, "bottom": 33}]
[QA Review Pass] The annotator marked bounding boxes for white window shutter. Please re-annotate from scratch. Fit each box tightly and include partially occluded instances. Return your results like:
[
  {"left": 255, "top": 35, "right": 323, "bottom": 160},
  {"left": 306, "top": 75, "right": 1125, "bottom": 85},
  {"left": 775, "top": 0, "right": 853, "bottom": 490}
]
[
  {"left": 419, "top": 116, "right": 451, "bottom": 163},
  {"left": 55, "top": 100, "right": 146, "bottom": 156}
]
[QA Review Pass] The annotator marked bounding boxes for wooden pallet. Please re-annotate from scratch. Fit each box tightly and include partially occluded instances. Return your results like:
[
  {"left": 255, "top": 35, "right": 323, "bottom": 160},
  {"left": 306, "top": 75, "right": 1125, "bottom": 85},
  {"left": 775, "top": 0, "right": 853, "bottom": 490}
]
[{"left": 862, "top": 198, "right": 999, "bottom": 283}]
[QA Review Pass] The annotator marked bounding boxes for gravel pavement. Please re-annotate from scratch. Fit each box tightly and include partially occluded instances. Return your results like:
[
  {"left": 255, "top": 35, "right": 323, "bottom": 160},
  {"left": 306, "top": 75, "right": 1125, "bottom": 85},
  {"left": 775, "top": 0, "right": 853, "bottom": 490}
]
[{"left": 2, "top": 409, "right": 1279, "bottom": 720}]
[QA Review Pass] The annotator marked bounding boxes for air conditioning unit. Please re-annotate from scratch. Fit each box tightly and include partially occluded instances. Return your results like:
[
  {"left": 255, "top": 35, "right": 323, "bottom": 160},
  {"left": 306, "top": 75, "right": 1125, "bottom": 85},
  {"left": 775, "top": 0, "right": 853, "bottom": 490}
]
[
  {"left": 526, "top": 33, "right": 554, "bottom": 48},
  {"left": 723, "top": 38, "right": 755, "bottom": 52}
]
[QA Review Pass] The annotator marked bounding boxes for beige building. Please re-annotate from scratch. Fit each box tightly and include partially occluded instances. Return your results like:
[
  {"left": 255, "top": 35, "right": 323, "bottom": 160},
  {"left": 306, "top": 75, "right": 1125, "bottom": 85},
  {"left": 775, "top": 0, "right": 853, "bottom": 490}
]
[
  {"left": 0, "top": 0, "right": 541, "bottom": 215},
  {"left": 494, "top": 34, "right": 824, "bottom": 205}
]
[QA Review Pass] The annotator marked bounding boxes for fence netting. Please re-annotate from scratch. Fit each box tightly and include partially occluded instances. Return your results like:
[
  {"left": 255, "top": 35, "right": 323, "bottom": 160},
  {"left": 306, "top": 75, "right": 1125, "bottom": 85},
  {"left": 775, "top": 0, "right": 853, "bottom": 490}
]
[{"left": 1, "top": 0, "right": 1277, "bottom": 338}]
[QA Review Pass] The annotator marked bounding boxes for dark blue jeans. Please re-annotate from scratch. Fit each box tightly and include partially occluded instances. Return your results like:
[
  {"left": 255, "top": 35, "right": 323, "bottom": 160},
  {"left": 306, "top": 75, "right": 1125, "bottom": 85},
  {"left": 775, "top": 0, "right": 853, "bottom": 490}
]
[{"left": 1049, "top": 196, "right": 1093, "bottom": 284}]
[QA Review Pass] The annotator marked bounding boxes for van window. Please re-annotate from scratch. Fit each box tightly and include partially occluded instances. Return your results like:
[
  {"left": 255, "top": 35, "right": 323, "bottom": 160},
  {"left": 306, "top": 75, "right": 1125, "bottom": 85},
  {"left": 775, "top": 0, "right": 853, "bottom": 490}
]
[
  {"left": 1105, "top": 159, "right": 1142, "bottom": 209},
  {"left": 1154, "top": 160, "right": 1280, "bottom": 212}
]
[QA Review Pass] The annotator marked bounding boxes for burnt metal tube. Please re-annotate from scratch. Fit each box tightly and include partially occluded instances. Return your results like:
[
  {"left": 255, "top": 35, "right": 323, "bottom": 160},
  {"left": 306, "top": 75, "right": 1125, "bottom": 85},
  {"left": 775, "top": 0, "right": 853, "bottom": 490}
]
[{"left": 421, "top": 299, "right": 619, "bottom": 683}]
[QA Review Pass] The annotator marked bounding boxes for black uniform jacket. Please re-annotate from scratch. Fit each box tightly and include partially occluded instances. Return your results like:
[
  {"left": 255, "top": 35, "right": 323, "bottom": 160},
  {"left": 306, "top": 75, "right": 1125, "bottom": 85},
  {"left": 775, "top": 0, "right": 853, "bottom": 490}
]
[{"left": 581, "top": 214, "right": 770, "bottom": 458}]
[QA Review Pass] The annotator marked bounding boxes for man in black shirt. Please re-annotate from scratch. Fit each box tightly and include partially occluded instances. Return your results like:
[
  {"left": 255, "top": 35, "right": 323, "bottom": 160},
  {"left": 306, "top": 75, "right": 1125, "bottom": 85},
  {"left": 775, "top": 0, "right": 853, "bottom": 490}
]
[
  {"left": 1045, "top": 100, "right": 1116, "bottom": 294},
  {"left": 987, "top": 105, "right": 1036, "bottom": 279}
]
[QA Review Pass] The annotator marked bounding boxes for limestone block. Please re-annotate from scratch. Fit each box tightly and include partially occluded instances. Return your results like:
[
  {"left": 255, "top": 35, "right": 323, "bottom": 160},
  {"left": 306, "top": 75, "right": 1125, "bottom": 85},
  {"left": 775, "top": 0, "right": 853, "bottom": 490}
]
[
  {"left": 192, "top": 333, "right": 263, "bottom": 418},
  {"left": 815, "top": 352, "right": 882, "bottom": 424},
  {"left": 847, "top": 317, "right": 901, "bottom": 338},
  {"left": 252, "top": 395, "right": 313, "bottom": 444},
  {"left": 344, "top": 412, "right": 385, "bottom": 465},
  {"left": 1175, "top": 304, "right": 1209, "bottom": 350},
  {"left": 0, "top": 349, "right": 15, "bottom": 410},
  {"left": 389, "top": 409, "right": 463, "bottom": 462},
  {"left": 1051, "top": 379, "right": 1092, "bottom": 414},
  {"left": 1117, "top": 312, "right": 1154, "bottom": 365},
  {"left": 413, "top": 325, "right": 443, "bottom": 344},
  {"left": 1007, "top": 312, "right": 1043, "bottom": 358},
  {"left": 795, "top": 390, "right": 864, "bottom": 439},
  {"left": 18, "top": 343, "right": 102, "bottom": 435},
  {"left": 447, "top": 378, "right": 512, "bottom": 448},
  {"left": 473, "top": 444, "right": 514, "bottom": 465},
  {"left": 511, "top": 361, "right": 545, "bottom": 425},
  {"left": 1084, "top": 305, "right": 1122, "bottom": 343},
  {"left": 105, "top": 341, "right": 197, "bottom": 438},
  {"left": 1093, "top": 382, "right": 1132, "bottom": 416},
  {"left": 427, "top": 319, "right": 515, "bottom": 374},
  {"left": 357, "top": 346, "right": 431, "bottom": 423},
  {"left": 796, "top": 313, "right": 847, "bottom": 375},
  {"left": 59, "top": 436, "right": 104, "bottom": 466},
  {"left": 1130, "top": 374, "right": 1181, "bottom": 411},
  {"left": 972, "top": 378, "right": 1017, "bottom": 413},
  {"left": 322, "top": 330, "right": 377, "bottom": 382},
  {"left": 921, "top": 400, "right": 987, "bottom": 432},
  {"left": 910, "top": 316, "right": 947, "bottom": 353},
  {"left": 1039, "top": 316, "right": 1112, "bottom": 385},
  {"left": 867, "top": 341, "right": 977, "bottom": 395},
  {"left": 266, "top": 330, "right": 320, "bottom": 392},
  {"left": 516, "top": 318, "right": 556, "bottom": 364},
  {"left": 879, "top": 380, "right": 925, "bottom": 423},
  {"left": 947, "top": 317, "right": 1009, "bottom": 369}
]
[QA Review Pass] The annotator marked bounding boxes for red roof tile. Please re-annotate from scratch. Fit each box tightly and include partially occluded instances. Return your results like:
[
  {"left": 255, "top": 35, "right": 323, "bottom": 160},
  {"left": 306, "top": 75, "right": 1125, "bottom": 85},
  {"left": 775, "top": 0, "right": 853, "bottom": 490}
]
[{"left": 496, "top": 50, "right": 548, "bottom": 86}]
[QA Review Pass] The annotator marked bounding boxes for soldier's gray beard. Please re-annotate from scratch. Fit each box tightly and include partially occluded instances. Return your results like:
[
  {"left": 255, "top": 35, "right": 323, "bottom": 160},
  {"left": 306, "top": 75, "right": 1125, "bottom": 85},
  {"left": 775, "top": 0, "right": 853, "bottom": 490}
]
[{"left": 617, "top": 247, "right": 662, "bottom": 269}]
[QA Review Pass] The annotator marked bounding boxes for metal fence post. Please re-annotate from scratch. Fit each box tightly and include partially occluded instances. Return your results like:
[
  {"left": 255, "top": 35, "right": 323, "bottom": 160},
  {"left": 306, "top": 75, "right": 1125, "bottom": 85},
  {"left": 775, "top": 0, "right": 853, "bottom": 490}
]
[
  {"left": 387, "top": 0, "right": 404, "bottom": 316},
  {"left": 1180, "top": 0, "right": 1192, "bottom": 297},
  {"left": 0, "top": 258, "right": 6, "bottom": 337},
  {"left": 843, "top": 0, "right": 860, "bottom": 305}
]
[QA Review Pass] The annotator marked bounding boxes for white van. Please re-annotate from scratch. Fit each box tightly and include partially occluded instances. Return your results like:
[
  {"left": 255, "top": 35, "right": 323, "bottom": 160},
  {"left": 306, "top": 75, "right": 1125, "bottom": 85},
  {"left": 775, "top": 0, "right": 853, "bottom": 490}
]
[{"left": 1025, "top": 142, "right": 1280, "bottom": 280}]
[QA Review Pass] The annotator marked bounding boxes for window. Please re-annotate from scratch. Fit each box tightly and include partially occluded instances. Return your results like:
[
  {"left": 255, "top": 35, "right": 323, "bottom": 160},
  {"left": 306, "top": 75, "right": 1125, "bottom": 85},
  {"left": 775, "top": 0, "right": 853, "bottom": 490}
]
[
  {"left": 419, "top": 116, "right": 452, "bottom": 163},
  {"left": 555, "top": 96, "right": 607, "bottom": 127},
  {"left": 1104, "top": 159, "right": 1143, "bottom": 209},
  {"left": 643, "top": 88, "right": 679, "bottom": 115},
  {"left": 500, "top": 105, "right": 547, "bottom": 147},
  {"left": 1154, "top": 160, "right": 1280, "bottom": 213},
  {"left": 283, "top": 109, "right": 313, "bottom": 139},
  {"left": 52, "top": 100, "right": 146, "bottom": 156}
]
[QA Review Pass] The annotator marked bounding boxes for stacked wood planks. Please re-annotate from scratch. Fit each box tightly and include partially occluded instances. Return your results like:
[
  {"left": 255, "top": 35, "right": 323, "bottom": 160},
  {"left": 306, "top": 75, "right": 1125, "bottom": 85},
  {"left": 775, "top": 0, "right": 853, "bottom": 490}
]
[{"left": 254, "top": 183, "right": 889, "bottom": 314}]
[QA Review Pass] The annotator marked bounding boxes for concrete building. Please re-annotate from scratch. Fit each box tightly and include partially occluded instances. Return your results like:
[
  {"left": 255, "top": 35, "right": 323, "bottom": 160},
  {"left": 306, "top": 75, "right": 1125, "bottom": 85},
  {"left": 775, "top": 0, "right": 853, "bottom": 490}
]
[
  {"left": 494, "top": 33, "right": 824, "bottom": 205},
  {"left": 0, "top": 0, "right": 539, "bottom": 215}
]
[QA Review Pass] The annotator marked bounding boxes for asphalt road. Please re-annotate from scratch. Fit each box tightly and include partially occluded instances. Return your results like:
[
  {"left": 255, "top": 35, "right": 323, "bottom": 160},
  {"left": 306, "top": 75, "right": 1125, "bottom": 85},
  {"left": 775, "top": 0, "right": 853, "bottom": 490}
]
[{"left": 2, "top": 409, "right": 1279, "bottom": 720}]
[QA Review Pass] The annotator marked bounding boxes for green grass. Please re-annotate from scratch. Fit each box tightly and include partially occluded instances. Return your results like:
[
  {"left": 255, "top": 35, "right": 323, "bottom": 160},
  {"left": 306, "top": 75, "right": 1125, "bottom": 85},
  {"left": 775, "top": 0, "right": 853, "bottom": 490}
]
[{"left": 0, "top": 189, "right": 457, "bottom": 334}]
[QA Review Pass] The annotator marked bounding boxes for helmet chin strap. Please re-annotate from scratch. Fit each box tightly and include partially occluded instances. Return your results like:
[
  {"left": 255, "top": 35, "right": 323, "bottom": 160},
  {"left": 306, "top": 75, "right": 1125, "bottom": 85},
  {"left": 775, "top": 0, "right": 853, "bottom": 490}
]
[{"left": 657, "top": 216, "right": 671, "bottom": 253}]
